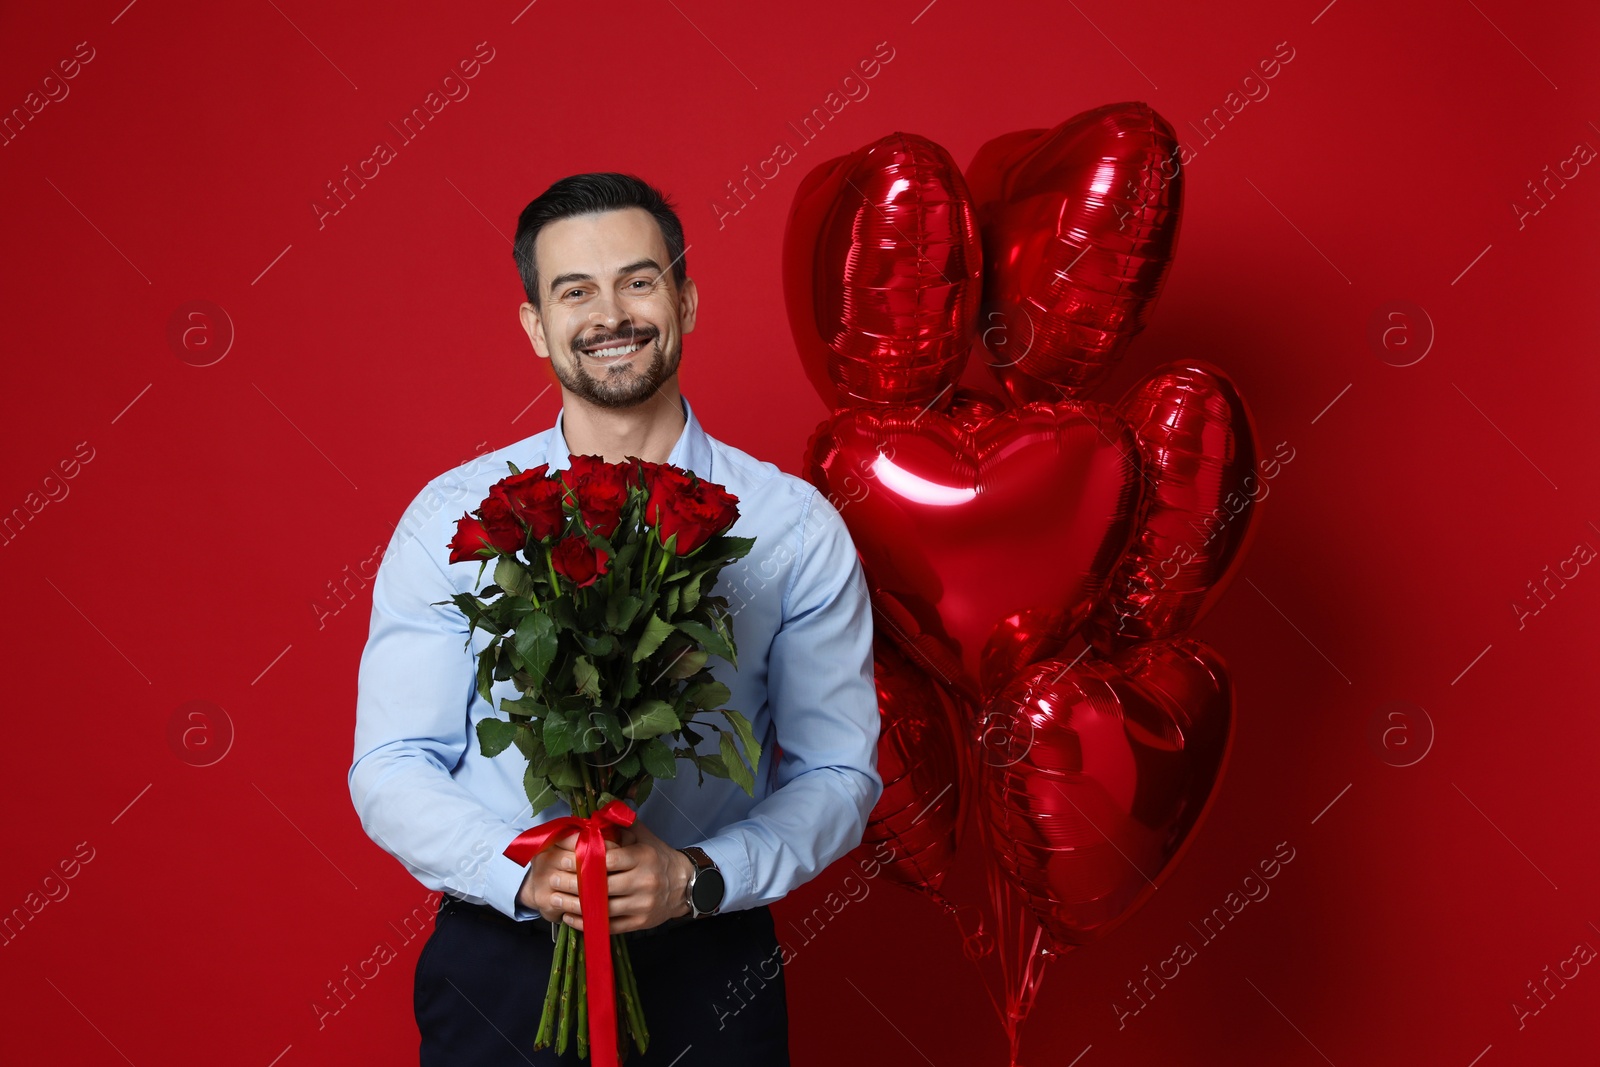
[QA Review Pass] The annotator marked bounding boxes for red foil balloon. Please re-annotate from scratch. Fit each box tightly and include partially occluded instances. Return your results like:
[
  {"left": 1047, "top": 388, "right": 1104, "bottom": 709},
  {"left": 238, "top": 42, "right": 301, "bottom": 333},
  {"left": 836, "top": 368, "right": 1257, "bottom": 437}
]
[
  {"left": 965, "top": 102, "right": 1184, "bottom": 404},
  {"left": 858, "top": 637, "right": 965, "bottom": 898},
  {"left": 805, "top": 401, "right": 1144, "bottom": 702},
  {"left": 1086, "top": 362, "right": 1261, "bottom": 654},
  {"left": 980, "top": 639, "right": 1233, "bottom": 950},
  {"left": 783, "top": 131, "right": 983, "bottom": 412},
  {"left": 944, "top": 386, "right": 1008, "bottom": 433}
]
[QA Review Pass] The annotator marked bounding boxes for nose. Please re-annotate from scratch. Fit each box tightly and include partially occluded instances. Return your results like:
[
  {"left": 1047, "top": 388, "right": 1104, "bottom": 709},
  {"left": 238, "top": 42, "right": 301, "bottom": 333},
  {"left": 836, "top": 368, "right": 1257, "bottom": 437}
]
[{"left": 587, "top": 289, "right": 625, "bottom": 331}]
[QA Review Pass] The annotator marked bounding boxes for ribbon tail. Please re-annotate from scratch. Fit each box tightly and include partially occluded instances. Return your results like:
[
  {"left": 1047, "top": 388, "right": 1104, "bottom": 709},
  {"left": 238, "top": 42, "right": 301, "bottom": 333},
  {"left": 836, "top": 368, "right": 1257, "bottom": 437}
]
[{"left": 579, "top": 823, "right": 621, "bottom": 1067}]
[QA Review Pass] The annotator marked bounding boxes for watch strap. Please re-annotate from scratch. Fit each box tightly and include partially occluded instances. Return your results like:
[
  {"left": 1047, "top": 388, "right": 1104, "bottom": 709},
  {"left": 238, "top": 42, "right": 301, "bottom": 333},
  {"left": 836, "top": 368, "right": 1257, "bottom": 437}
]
[{"left": 679, "top": 846, "right": 719, "bottom": 918}]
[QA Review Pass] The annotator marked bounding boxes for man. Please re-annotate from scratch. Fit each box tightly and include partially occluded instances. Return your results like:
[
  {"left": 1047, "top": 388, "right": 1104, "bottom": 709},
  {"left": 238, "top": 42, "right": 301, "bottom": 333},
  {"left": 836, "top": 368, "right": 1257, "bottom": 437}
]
[{"left": 349, "top": 172, "right": 882, "bottom": 1066}]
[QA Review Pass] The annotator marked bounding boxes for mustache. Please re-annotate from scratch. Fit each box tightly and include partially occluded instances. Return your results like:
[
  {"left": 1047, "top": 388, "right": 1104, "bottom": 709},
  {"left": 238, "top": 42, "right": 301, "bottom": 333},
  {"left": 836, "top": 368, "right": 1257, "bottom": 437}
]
[{"left": 574, "top": 326, "right": 658, "bottom": 351}]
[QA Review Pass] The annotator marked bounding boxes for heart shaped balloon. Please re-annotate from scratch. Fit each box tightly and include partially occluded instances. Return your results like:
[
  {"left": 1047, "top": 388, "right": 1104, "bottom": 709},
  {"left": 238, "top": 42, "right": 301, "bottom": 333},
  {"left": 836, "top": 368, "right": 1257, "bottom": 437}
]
[
  {"left": 966, "top": 101, "right": 1184, "bottom": 404},
  {"left": 783, "top": 131, "right": 983, "bottom": 412},
  {"left": 805, "top": 401, "right": 1145, "bottom": 702},
  {"left": 1086, "top": 361, "right": 1262, "bottom": 654},
  {"left": 979, "top": 638, "right": 1233, "bottom": 950},
  {"left": 856, "top": 637, "right": 966, "bottom": 899}
]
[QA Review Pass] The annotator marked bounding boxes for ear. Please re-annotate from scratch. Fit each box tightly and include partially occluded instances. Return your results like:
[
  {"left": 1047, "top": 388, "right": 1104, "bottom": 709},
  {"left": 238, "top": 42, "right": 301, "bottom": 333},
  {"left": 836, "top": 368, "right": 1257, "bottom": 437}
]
[
  {"left": 678, "top": 276, "right": 699, "bottom": 336},
  {"left": 519, "top": 302, "right": 550, "bottom": 360}
]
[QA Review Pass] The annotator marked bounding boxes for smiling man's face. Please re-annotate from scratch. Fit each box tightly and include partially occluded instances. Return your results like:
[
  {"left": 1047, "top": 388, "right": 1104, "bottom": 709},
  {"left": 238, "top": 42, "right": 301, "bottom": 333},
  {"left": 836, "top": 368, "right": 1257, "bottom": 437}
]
[{"left": 519, "top": 206, "right": 697, "bottom": 410}]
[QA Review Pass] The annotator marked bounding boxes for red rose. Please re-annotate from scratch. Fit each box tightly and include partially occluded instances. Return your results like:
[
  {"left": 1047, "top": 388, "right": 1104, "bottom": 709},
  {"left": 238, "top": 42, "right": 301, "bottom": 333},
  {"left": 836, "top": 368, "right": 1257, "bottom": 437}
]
[
  {"left": 644, "top": 464, "right": 740, "bottom": 555},
  {"left": 447, "top": 515, "right": 497, "bottom": 563},
  {"left": 561, "top": 455, "right": 631, "bottom": 539},
  {"left": 640, "top": 462, "right": 695, "bottom": 528},
  {"left": 476, "top": 494, "right": 526, "bottom": 554},
  {"left": 491, "top": 465, "right": 565, "bottom": 543},
  {"left": 551, "top": 534, "right": 610, "bottom": 588}
]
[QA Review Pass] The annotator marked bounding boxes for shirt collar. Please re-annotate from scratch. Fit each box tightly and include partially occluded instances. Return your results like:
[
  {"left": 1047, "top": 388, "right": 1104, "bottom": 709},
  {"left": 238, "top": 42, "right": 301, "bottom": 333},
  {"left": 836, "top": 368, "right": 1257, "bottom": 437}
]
[{"left": 543, "top": 394, "right": 713, "bottom": 482}]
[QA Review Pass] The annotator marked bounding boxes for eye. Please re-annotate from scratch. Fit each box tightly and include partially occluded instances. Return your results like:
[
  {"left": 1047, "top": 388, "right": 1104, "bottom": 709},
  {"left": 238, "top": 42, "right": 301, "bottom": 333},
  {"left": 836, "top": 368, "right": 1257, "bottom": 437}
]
[
  {"left": 628, "top": 278, "right": 653, "bottom": 290},
  {"left": 563, "top": 287, "right": 585, "bottom": 299}
]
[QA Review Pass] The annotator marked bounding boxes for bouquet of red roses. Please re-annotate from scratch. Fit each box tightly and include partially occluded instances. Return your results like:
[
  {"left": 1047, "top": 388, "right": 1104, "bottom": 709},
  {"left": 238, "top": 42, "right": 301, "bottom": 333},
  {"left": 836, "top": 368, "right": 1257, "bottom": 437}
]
[{"left": 443, "top": 454, "right": 759, "bottom": 1063}]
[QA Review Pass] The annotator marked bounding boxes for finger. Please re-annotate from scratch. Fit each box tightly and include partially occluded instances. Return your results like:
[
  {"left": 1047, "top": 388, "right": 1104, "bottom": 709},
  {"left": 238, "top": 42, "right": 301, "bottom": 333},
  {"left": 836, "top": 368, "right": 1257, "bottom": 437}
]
[
  {"left": 551, "top": 891, "right": 581, "bottom": 916},
  {"left": 560, "top": 846, "right": 633, "bottom": 873},
  {"left": 603, "top": 869, "right": 654, "bottom": 897}
]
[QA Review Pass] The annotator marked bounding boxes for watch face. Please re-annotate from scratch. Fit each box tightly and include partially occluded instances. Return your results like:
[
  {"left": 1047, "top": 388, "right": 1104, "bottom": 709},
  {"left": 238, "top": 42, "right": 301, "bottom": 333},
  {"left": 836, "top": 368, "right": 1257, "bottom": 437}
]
[{"left": 691, "top": 865, "right": 725, "bottom": 912}]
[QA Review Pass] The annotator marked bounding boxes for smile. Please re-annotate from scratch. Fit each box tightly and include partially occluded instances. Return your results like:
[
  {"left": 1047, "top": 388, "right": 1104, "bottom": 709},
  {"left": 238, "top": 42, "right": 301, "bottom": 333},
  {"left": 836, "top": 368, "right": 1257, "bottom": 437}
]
[{"left": 584, "top": 341, "right": 644, "bottom": 360}]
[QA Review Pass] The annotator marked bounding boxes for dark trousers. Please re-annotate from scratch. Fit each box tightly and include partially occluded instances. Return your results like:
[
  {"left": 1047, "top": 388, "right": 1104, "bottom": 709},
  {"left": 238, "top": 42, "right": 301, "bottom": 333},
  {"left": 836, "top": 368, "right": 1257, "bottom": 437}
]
[{"left": 415, "top": 896, "right": 790, "bottom": 1066}]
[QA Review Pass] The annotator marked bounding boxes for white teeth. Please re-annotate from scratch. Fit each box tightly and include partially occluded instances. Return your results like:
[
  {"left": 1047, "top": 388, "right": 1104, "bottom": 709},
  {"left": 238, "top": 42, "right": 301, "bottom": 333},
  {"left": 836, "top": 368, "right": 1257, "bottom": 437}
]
[{"left": 586, "top": 342, "right": 642, "bottom": 359}]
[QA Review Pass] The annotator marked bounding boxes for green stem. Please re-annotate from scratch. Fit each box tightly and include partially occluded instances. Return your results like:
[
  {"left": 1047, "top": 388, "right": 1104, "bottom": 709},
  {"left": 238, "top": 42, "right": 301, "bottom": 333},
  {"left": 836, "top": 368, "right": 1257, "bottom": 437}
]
[
  {"left": 544, "top": 544, "right": 561, "bottom": 593},
  {"left": 615, "top": 935, "right": 650, "bottom": 1053},
  {"left": 535, "top": 921, "right": 567, "bottom": 1049},
  {"left": 558, "top": 920, "right": 578, "bottom": 1051}
]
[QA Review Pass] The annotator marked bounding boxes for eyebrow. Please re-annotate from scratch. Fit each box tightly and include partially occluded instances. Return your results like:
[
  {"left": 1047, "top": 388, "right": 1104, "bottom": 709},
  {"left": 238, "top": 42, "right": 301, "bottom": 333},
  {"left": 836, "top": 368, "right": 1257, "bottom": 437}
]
[{"left": 545, "top": 259, "right": 664, "bottom": 296}]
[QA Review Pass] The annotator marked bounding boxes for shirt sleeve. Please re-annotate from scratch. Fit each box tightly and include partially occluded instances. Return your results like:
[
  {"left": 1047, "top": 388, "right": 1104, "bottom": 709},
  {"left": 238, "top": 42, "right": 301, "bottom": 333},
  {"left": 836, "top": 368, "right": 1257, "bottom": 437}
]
[
  {"left": 348, "top": 487, "right": 543, "bottom": 922},
  {"left": 692, "top": 488, "right": 884, "bottom": 912}
]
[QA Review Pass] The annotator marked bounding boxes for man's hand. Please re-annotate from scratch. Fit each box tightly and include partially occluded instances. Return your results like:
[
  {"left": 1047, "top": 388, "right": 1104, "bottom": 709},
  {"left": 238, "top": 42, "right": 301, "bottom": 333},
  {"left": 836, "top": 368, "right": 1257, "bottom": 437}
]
[
  {"left": 550, "top": 820, "right": 695, "bottom": 934},
  {"left": 516, "top": 830, "right": 622, "bottom": 923}
]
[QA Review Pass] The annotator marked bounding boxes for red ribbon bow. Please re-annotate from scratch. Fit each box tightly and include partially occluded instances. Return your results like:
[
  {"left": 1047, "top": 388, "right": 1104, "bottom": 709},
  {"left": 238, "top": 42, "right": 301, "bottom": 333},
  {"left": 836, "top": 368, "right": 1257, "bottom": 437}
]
[{"left": 504, "top": 798, "right": 638, "bottom": 1066}]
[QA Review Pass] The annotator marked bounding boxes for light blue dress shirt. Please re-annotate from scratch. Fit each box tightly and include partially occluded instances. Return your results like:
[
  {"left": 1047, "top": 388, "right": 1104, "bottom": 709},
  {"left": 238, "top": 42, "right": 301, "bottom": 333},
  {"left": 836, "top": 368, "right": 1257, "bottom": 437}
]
[{"left": 349, "top": 393, "right": 882, "bottom": 921}]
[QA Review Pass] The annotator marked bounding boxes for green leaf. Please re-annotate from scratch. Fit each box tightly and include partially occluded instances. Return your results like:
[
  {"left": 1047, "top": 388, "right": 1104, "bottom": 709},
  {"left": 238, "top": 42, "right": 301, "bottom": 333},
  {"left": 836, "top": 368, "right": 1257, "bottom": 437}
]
[
  {"left": 544, "top": 712, "right": 575, "bottom": 759},
  {"left": 631, "top": 613, "right": 675, "bottom": 663},
  {"left": 513, "top": 723, "right": 544, "bottom": 762},
  {"left": 720, "top": 730, "right": 754, "bottom": 794},
  {"left": 674, "top": 619, "right": 732, "bottom": 662},
  {"left": 640, "top": 737, "right": 677, "bottom": 778},
  {"left": 450, "top": 593, "right": 504, "bottom": 636},
  {"left": 685, "top": 679, "right": 731, "bottom": 710},
  {"left": 606, "top": 593, "right": 644, "bottom": 633},
  {"left": 495, "top": 556, "right": 535, "bottom": 598},
  {"left": 475, "top": 641, "right": 497, "bottom": 707},
  {"left": 614, "top": 751, "right": 640, "bottom": 777},
  {"left": 710, "top": 607, "right": 739, "bottom": 670},
  {"left": 548, "top": 596, "right": 580, "bottom": 631},
  {"left": 665, "top": 649, "right": 708, "bottom": 681},
  {"left": 695, "top": 752, "right": 731, "bottom": 779},
  {"left": 721, "top": 708, "right": 762, "bottom": 789},
  {"left": 579, "top": 632, "right": 619, "bottom": 659},
  {"left": 698, "top": 534, "right": 756, "bottom": 562},
  {"left": 680, "top": 573, "right": 703, "bottom": 614},
  {"left": 613, "top": 538, "right": 642, "bottom": 572},
  {"left": 547, "top": 760, "right": 583, "bottom": 791},
  {"left": 492, "top": 640, "right": 516, "bottom": 682},
  {"left": 632, "top": 776, "right": 655, "bottom": 804},
  {"left": 513, "top": 612, "right": 558, "bottom": 683},
  {"left": 588, "top": 708, "right": 625, "bottom": 751},
  {"left": 621, "top": 699, "right": 679, "bottom": 740},
  {"left": 499, "top": 693, "right": 545, "bottom": 720},
  {"left": 573, "top": 655, "right": 601, "bottom": 704},
  {"left": 499, "top": 595, "right": 540, "bottom": 625},
  {"left": 620, "top": 658, "right": 641, "bottom": 700},
  {"left": 525, "top": 765, "right": 560, "bottom": 815},
  {"left": 663, "top": 584, "right": 681, "bottom": 618},
  {"left": 476, "top": 717, "right": 519, "bottom": 757}
]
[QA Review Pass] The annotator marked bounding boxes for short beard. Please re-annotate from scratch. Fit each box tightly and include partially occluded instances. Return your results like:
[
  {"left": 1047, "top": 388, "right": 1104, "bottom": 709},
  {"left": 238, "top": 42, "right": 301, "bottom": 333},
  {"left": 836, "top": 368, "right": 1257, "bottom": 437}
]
[{"left": 552, "top": 331, "right": 676, "bottom": 410}]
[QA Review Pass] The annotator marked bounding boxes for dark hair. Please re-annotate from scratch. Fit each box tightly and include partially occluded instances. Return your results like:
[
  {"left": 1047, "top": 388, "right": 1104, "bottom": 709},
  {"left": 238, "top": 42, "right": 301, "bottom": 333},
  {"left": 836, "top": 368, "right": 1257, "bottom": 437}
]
[{"left": 512, "top": 173, "right": 688, "bottom": 303}]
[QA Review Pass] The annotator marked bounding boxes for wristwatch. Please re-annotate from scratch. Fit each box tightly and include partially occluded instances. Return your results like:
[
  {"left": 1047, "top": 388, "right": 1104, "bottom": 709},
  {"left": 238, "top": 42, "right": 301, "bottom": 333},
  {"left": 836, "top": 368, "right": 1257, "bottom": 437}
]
[{"left": 678, "top": 846, "right": 724, "bottom": 919}]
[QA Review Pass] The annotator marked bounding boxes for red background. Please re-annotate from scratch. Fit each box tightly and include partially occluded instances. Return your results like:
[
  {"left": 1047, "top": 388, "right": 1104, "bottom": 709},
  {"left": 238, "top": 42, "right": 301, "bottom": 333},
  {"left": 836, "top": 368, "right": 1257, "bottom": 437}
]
[{"left": 3, "top": 1, "right": 1598, "bottom": 1064}]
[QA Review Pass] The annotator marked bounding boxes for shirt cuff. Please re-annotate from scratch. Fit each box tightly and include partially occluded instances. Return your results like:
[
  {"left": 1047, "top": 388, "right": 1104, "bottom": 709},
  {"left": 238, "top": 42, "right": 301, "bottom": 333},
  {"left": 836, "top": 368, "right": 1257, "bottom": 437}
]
[
  {"left": 694, "top": 834, "right": 752, "bottom": 914},
  {"left": 486, "top": 828, "right": 544, "bottom": 922}
]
